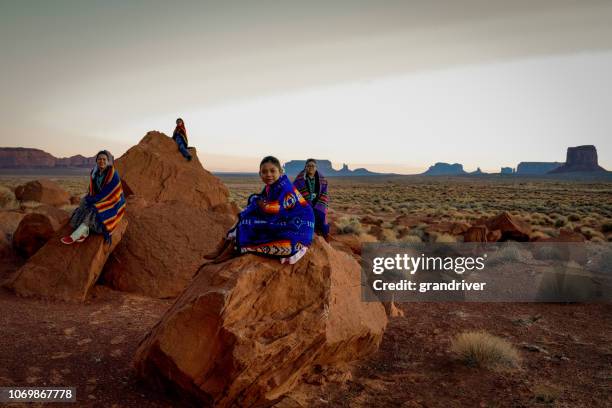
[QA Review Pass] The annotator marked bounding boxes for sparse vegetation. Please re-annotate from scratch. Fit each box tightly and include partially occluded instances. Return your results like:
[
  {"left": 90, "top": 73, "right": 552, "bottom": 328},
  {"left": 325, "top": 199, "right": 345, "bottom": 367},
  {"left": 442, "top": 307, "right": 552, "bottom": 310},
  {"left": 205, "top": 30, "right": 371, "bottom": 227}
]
[{"left": 450, "top": 330, "right": 520, "bottom": 369}]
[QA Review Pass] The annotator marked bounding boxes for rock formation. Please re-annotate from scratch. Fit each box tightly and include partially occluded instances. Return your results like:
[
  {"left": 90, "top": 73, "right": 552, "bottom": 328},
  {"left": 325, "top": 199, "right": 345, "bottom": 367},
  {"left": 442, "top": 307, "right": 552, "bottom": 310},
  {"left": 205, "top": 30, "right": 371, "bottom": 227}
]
[
  {"left": 500, "top": 167, "right": 515, "bottom": 175},
  {"left": 516, "top": 162, "right": 563, "bottom": 175},
  {"left": 283, "top": 159, "right": 381, "bottom": 177},
  {"left": 12, "top": 212, "right": 67, "bottom": 258},
  {"left": 0, "top": 147, "right": 95, "bottom": 168},
  {"left": 6, "top": 219, "right": 127, "bottom": 301},
  {"left": 549, "top": 145, "right": 607, "bottom": 173},
  {"left": 14, "top": 179, "right": 71, "bottom": 207},
  {"left": 422, "top": 163, "right": 467, "bottom": 176},
  {"left": 102, "top": 131, "right": 236, "bottom": 298},
  {"left": 133, "top": 237, "right": 387, "bottom": 407}
]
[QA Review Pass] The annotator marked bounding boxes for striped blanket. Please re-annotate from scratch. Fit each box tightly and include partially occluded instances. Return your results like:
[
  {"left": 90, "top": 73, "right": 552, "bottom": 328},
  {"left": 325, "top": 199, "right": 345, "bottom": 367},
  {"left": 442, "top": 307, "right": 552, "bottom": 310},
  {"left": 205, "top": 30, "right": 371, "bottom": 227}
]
[
  {"left": 293, "top": 170, "right": 329, "bottom": 235},
  {"left": 235, "top": 174, "right": 314, "bottom": 257},
  {"left": 87, "top": 165, "right": 126, "bottom": 241}
]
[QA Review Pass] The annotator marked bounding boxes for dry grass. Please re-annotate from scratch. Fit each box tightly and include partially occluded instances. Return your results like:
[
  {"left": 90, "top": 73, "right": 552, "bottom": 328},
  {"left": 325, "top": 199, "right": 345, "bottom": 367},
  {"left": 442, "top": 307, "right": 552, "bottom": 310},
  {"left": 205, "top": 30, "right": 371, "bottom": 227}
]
[{"left": 450, "top": 330, "right": 520, "bottom": 369}]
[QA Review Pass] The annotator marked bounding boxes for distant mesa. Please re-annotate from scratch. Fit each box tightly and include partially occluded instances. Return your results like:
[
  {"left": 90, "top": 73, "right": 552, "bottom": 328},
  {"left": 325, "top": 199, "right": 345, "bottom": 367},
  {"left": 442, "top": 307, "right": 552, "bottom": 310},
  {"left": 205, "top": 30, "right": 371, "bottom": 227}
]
[
  {"left": 516, "top": 162, "right": 563, "bottom": 175},
  {"left": 500, "top": 167, "right": 515, "bottom": 175},
  {"left": 283, "top": 159, "right": 381, "bottom": 177},
  {"left": 548, "top": 145, "right": 607, "bottom": 173},
  {"left": 0, "top": 147, "right": 95, "bottom": 169},
  {"left": 422, "top": 162, "right": 467, "bottom": 176}
]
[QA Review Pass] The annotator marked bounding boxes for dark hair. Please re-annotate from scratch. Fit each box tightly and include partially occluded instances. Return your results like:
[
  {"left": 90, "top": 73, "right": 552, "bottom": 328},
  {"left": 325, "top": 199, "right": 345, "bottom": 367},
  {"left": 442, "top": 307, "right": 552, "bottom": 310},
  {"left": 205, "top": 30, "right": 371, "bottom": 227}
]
[
  {"left": 260, "top": 156, "right": 283, "bottom": 173},
  {"left": 96, "top": 150, "right": 112, "bottom": 163},
  {"left": 176, "top": 117, "right": 183, "bottom": 124},
  {"left": 305, "top": 158, "right": 317, "bottom": 165}
]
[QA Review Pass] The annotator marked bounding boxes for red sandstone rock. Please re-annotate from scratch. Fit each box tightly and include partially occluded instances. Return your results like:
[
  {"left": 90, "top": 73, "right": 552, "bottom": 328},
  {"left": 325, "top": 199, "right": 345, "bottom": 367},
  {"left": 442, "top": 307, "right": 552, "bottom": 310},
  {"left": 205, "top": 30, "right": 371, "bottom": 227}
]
[
  {"left": 102, "top": 198, "right": 235, "bottom": 298},
  {"left": 12, "top": 213, "right": 57, "bottom": 258},
  {"left": 133, "top": 237, "right": 387, "bottom": 407},
  {"left": 487, "top": 229, "right": 502, "bottom": 242},
  {"left": 14, "top": 179, "right": 71, "bottom": 207},
  {"left": 464, "top": 225, "right": 488, "bottom": 242},
  {"left": 5, "top": 219, "right": 128, "bottom": 301},
  {"left": 102, "top": 132, "right": 237, "bottom": 298},
  {"left": 114, "top": 131, "right": 229, "bottom": 209},
  {"left": 485, "top": 212, "right": 532, "bottom": 242}
]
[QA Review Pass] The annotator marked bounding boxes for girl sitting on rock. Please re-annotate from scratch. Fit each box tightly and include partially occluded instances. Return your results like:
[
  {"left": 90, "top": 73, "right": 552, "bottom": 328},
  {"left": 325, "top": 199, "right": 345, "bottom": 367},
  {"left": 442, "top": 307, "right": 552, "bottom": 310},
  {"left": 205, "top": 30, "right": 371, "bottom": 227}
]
[
  {"left": 172, "top": 117, "right": 192, "bottom": 161},
  {"left": 206, "top": 156, "right": 315, "bottom": 264},
  {"left": 293, "top": 158, "right": 330, "bottom": 240},
  {"left": 61, "top": 150, "right": 126, "bottom": 245}
]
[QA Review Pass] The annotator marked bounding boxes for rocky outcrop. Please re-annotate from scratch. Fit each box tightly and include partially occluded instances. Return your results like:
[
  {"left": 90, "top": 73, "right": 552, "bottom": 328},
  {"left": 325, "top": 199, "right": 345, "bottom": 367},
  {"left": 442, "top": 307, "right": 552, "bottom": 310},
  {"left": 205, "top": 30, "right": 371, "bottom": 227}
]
[
  {"left": 283, "top": 159, "right": 381, "bottom": 177},
  {"left": 549, "top": 145, "right": 607, "bottom": 173},
  {"left": 516, "top": 162, "right": 563, "bottom": 175},
  {"left": 102, "top": 198, "right": 235, "bottom": 298},
  {"left": 14, "top": 179, "right": 71, "bottom": 207},
  {"left": 0, "top": 148, "right": 95, "bottom": 168},
  {"left": 485, "top": 212, "right": 531, "bottom": 242},
  {"left": 114, "top": 131, "right": 229, "bottom": 209},
  {"left": 12, "top": 212, "right": 67, "bottom": 258},
  {"left": 6, "top": 219, "right": 127, "bottom": 301},
  {"left": 134, "top": 237, "right": 387, "bottom": 407},
  {"left": 0, "top": 211, "right": 25, "bottom": 239},
  {"left": 422, "top": 163, "right": 467, "bottom": 176},
  {"left": 102, "top": 131, "right": 237, "bottom": 298}
]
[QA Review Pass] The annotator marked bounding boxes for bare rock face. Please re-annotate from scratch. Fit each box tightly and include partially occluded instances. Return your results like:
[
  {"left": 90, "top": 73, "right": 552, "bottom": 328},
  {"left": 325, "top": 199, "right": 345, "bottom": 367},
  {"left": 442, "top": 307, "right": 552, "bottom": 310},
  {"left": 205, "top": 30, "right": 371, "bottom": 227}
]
[
  {"left": 0, "top": 148, "right": 56, "bottom": 168},
  {"left": 549, "top": 145, "right": 607, "bottom": 173},
  {"left": 6, "top": 219, "right": 128, "bottom": 301},
  {"left": 134, "top": 237, "right": 387, "bottom": 407},
  {"left": 102, "top": 131, "right": 237, "bottom": 298},
  {"left": 464, "top": 225, "right": 488, "bottom": 242},
  {"left": 114, "top": 131, "right": 229, "bottom": 210},
  {"left": 13, "top": 213, "right": 58, "bottom": 258},
  {"left": 103, "top": 198, "right": 235, "bottom": 298},
  {"left": 14, "top": 179, "right": 71, "bottom": 207}
]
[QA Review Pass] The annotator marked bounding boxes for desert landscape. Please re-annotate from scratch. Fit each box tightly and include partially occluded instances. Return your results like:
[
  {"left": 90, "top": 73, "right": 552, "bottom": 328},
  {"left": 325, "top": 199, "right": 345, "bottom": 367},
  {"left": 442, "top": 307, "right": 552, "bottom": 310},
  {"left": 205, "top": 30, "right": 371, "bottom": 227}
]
[{"left": 0, "top": 133, "right": 610, "bottom": 407}]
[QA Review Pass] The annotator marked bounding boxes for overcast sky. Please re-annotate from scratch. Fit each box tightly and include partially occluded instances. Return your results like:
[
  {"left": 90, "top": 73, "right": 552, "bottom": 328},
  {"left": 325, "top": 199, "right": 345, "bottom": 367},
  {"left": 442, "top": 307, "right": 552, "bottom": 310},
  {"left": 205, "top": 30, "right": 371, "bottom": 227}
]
[{"left": 1, "top": 0, "right": 611, "bottom": 173}]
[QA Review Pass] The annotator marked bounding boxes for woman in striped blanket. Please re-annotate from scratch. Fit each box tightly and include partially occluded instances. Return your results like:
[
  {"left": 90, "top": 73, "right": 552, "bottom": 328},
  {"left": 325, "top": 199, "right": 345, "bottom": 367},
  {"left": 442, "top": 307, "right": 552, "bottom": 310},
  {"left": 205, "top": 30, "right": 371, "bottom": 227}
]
[
  {"left": 172, "top": 117, "right": 192, "bottom": 161},
  {"left": 206, "top": 156, "right": 315, "bottom": 264},
  {"left": 61, "top": 150, "right": 126, "bottom": 245},
  {"left": 293, "top": 159, "right": 330, "bottom": 239}
]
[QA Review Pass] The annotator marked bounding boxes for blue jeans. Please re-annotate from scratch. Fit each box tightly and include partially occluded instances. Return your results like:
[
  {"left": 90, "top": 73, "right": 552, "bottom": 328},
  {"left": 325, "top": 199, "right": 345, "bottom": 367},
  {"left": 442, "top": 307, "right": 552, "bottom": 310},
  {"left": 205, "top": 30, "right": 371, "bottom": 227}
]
[{"left": 175, "top": 137, "right": 192, "bottom": 160}]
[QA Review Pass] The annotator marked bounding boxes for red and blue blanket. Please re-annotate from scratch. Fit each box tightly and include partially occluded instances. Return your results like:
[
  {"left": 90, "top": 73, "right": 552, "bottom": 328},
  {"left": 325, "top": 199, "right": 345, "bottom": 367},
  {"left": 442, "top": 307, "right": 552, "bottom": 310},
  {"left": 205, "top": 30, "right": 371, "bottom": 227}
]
[
  {"left": 235, "top": 174, "right": 314, "bottom": 257},
  {"left": 293, "top": 170, "right": 330, "bottom": 236},
  {"left": 87, "top": 165, "right": 126, "bottom": 241}
]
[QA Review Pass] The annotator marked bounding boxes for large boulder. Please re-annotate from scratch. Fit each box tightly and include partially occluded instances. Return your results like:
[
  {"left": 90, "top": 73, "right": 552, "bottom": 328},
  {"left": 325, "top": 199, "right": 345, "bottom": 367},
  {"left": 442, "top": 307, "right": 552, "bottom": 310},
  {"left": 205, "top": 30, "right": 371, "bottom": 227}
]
[
  {"left": 485, "top": 212, "right": 532, "bottom": 242},
  {"left": 5, "top": 219, "right": 128, "bottom": 301},
  {"left": 14, "top": 179, "right": 71, "bottom": 207},
  {"left": 102, "top": 132, "right": 237, "bottom": 298},
  {"left": 12, "top": 213, "right": 64, "bottom": 258},
  {"left": 114, "top": 131, "right": 229, "bottom": 210},
  {"left": 134, "top": 237, "right": 387, "bottom": 407},
  {"left": 102, "top": 198, "right": 235, "bottom": 298}
]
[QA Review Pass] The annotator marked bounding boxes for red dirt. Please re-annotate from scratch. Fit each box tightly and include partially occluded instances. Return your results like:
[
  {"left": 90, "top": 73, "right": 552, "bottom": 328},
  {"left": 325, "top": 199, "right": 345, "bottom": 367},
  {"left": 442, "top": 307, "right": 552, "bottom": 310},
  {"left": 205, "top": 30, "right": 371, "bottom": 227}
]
[{"left": 0, "top": 281, "right": 610, "bottom": 407}]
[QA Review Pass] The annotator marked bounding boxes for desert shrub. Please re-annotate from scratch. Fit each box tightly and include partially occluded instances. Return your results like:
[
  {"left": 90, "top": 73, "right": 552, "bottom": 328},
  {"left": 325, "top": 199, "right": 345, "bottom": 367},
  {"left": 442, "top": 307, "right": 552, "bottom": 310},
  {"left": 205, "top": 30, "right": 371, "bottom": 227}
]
[
  {"left": 358, "top": 233, "right": 378, "bottom": 243},
  {"left": 381, "top": 229, "right": 398, "bottom": 242},
  {"left": 601, "top": 222, "right": 612, "bottom": 233},
  {"left": 434, "top": 233, "right": 457, "bottom": 243},
  {"left": 532, "top": 384, "right": 562, "bottom": 403},
  {"left": 335, "top": 217, "right": 363, "bottom": 235},
  {"left": 568, "top": 213, "right": 580, "bottom": 222},
  {"left": 399, "top": 234, "right": 422, "bottom": 243},
  {"left": 0, "top": 185, "right": 18, "bottom": 210},
  {"left": 488, "top": 245, "right": 525, "bottom": 265},
  {"left": 450, "top": 331, "right": 520, "bottom": 369},
  {"left": 554, "top": 217, "right": 567, "bottom": 228}
]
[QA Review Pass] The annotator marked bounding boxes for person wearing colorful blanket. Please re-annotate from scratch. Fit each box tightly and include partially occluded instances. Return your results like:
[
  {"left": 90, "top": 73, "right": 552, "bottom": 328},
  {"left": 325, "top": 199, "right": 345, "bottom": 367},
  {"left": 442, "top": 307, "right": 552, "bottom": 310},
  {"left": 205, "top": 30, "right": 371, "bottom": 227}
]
[
  {"left": 172, "top": 117, "right": 192, "bottom": 161},
  {"left": 61, "top": 150, "right": 126, "bottom": 245},
  {"left": 206, "top": 156, "right": 315, "bottom": 264},
  {"left": 293, "top": 158, "right": 330, "bottom": 239}
]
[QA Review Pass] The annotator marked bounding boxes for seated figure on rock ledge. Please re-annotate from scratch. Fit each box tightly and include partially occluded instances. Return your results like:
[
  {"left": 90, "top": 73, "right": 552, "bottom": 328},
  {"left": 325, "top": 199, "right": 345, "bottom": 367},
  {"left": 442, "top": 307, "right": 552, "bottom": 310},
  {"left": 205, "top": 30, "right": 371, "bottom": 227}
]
[
  {"left": 205, "top": 155, "right": 315, "bottom": 265},
  {"left": 61, "top": 150, "right": 126, "bottom": 245}
]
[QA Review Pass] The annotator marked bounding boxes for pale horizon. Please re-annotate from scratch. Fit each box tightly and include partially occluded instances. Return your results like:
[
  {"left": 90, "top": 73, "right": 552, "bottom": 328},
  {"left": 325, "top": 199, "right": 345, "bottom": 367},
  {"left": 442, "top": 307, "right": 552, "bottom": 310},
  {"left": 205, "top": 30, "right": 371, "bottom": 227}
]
[{"left": 2, "top": 1, "right": 612, "bottom": 174}]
